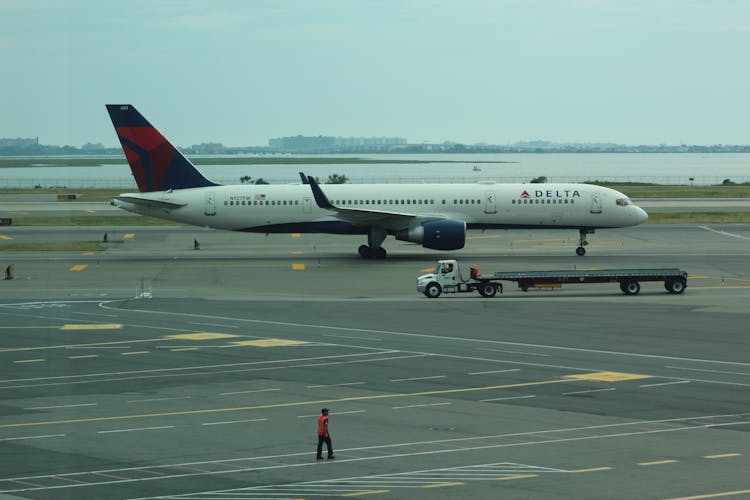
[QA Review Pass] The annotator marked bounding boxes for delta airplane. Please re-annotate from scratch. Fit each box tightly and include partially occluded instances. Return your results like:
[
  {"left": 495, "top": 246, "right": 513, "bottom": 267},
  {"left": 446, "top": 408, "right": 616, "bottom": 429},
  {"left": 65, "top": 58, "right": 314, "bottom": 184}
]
[{"left": 106, "top": 104, "right": 648, "bottom": 258}]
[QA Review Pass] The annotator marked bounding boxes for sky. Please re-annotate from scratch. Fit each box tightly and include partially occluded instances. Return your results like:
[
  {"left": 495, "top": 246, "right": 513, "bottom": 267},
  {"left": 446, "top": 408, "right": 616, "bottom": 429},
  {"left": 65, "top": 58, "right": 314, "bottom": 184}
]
[{"left": 1, "top": 0, "right": 749, "bottom": 147}]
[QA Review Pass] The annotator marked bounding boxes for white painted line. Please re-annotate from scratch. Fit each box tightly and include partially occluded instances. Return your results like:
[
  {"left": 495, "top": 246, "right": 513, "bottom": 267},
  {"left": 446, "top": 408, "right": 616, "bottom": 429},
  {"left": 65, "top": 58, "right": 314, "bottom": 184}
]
[
  {"left": 480, "top": 395, "right": 536, "bottom": 402},
  {"left": 331, "top": 410, "right": 367, "bottom": 416},
  {"left": 666, "top": 365, "right": 750, "bottom": 376},
  {"left": 24, "top": 403, "right": 97, "bottom": 410},
  {"left": 219, "top": 388, "right": 281, "bottom": 396},
  {"left": 308, "top": 382, "right": 366, "bottom": 388},
  {"left": 97, "top": 426, "right": 175, "bottom": 434},
  {"left": 477, "top": 347, "right": 551, "bottom": 357},
  {"left": 0, "top": 434, "right": 65, "bottom": 441},
  {"left": 700, "top": 225, "right": 750, "bottom": 240},
  {"left": 324, "top": 334, "right": 382, "bottom": 342},
  {"left": 71, "top": 312, "right": 118, "bottom": 318},
  {"left": 189, "top": 322, "right": 239, "bottom": 329},
  {"left": 562, "top": 388, "right": 615, "bottom": 396},
  {"left": 390, "top": 375, "right": 446, "bottom": 382},
  {"left": 640, "top": 380, "right": 691, "bottom": 388},
  {"left": 202, "top": 418, "right": 268, "bottom": 426},
  {"left": 392, "top": 402, "right": 452, "bottom": 410},
  {"left": 468, "top": 369, "right": 521, "bottom": 375},
  {"left": 127, "top": 396, "right": 192, "bottom": 403}
]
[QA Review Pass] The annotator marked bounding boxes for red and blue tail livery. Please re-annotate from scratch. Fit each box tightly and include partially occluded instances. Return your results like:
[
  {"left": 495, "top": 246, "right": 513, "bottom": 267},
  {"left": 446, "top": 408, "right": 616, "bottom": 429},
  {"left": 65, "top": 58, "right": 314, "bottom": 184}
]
[{"left": 106, "top": 105, "right": 216, "bottom": 192}]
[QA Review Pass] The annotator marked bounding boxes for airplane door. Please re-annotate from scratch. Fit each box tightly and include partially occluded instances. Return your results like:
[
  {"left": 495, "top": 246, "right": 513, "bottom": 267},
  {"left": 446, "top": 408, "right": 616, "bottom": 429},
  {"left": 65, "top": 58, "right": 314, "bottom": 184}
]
[
  {"left": 303, "top": 197, "right": 312, "bottom": 213},
  {"left": 590, "top": 192, "right": 602, "bottom": 214},
  {"left": 484, "top": 191, "right": 497, "bottom": 214},
  {"left": 204, "top": 192, "right": 216, "bottom": 216}
]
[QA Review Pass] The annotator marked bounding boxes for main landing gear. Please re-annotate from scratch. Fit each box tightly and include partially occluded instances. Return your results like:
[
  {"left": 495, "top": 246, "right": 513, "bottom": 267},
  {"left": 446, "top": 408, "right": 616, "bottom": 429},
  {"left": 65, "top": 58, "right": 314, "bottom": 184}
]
[
  {"left": 359, "top": 227, "right": 388, "bottom": 259},
  {"left": 577, "top": 228, "right": 595, "bottom": 256}
]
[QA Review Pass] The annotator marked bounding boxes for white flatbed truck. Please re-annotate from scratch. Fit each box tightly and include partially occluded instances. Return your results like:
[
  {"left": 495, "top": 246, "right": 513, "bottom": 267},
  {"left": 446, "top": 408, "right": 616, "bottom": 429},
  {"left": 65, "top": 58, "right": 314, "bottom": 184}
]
[{"left": 417, "top": 259, "right": 688, "bottom": 298}]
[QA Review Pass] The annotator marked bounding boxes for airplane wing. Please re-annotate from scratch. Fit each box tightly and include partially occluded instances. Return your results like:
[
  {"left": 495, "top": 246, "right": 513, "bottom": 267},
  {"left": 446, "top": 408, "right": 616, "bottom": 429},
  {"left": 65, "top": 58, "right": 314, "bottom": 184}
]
[
  {"left": 305, "top": 174, "right": 445, "bottom": 230},
  {"left": 114, "top": 195, "right": 187, "bottom": 210}
]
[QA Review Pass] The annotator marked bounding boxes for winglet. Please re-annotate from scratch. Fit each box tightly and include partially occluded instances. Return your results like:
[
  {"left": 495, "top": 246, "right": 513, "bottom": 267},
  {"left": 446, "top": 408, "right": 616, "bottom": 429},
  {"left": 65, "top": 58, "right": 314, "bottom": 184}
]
[
  {"left": 306, "top": 175, "right": 335, "bottom": 210},
  {"left": 299, "top": 172, "right": 309, "bottom": 184}
]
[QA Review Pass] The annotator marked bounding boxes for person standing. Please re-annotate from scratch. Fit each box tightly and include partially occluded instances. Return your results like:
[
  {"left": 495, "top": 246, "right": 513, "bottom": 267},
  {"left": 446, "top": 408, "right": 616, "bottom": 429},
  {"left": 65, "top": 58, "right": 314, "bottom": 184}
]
[{"left": 316, "top": 408, "right": 335, "bottom": 460}]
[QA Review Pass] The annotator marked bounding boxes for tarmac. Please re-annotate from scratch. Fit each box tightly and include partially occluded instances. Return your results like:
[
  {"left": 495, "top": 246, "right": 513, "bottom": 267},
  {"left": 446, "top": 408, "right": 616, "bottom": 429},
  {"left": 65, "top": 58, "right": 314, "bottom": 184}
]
[{"left": 1, "top": 221, "right": 749, "bottom": 499}]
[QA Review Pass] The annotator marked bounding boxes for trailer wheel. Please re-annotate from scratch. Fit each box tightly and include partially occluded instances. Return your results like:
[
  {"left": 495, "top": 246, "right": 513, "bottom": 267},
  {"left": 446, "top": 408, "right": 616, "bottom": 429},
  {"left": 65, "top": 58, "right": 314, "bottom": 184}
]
[
  {"left": 622, "top": 281, "right": 640, "bottom": 295},
  {"left": 424, "top": 282, "right": 442, "bottom": 298},
  {"left": 665, "top": 279, "right": 686, "bottom": 294},
  {"left": 479, "top": 282, "right": 497, "bottom": 298}
]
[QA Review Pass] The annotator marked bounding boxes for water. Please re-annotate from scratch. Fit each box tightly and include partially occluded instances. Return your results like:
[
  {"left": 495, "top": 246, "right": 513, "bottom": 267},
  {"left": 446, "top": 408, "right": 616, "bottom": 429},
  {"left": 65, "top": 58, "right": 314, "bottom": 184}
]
[{"left": 1, "top": 153, "right": 748, "bottom": 188}]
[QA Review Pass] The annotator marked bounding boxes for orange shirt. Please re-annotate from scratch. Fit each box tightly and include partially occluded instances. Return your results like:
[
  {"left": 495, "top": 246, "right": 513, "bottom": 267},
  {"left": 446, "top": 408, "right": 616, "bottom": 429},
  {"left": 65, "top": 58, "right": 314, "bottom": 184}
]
[{"left": 317, "top": 415, "right": 328, "bottom": 436}]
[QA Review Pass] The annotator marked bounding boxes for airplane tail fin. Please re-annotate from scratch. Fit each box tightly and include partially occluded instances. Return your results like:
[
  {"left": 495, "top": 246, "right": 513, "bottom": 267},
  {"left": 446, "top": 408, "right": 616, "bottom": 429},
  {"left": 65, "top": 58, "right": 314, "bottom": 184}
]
[{"left": 106, "top": 105, "right": 218, "bottom": 192}]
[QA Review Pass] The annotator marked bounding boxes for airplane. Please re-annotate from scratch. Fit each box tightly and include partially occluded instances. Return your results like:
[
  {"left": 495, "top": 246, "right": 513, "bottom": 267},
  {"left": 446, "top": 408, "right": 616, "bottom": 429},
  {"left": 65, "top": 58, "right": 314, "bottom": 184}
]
[{"left": 106, "top": 104, "right": 648, "bottom": 259}]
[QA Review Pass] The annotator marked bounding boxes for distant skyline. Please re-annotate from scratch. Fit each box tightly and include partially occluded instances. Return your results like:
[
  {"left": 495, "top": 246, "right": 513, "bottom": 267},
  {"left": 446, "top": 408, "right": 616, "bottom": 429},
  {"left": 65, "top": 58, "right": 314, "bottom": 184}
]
[{"left": 1, "top": 1, "right": 749, "bottom": 147}]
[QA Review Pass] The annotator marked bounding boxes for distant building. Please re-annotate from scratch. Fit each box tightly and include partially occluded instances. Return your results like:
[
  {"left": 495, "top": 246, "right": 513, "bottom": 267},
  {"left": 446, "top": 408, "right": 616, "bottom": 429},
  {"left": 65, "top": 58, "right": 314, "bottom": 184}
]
[
  {"left": 0, "top": 137, "right": 38, "bottom": 147},
  {"left": 268, "top": 135, "right": 407, "bottom": 153}
]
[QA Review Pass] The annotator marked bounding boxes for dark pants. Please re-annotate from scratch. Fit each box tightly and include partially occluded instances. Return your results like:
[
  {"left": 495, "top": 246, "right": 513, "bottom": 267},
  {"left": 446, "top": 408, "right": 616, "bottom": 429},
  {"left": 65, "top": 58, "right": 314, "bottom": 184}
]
[{"left": 317, "top": 435, "right": 333, "bottom": 458}]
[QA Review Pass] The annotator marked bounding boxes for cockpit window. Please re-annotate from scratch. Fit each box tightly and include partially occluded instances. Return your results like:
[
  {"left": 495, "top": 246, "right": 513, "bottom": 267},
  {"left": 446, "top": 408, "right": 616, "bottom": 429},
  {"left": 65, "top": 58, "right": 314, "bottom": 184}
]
[{"left": 616, "top": 198, "right": 631, "bottom": 206}]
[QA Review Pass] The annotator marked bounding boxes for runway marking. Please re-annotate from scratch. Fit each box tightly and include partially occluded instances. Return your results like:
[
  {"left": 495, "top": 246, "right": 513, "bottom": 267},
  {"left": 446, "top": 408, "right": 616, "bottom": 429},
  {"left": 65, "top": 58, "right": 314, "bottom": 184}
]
[
  {"left": 127, "top": 396, "right": 192, "bottom": 403},
  {"left": 0, "top": 234, "right": 13, "bottom": 240},
  {"left": 324, "top": 334, "right": 382, "bottom": 341},
  {"left": 14, "top": 359, "right": 45, "bottom": 364},
  {"left": 97, "top": 425, "right": 174, "bottom": 434},
  {"left": 477, "top": 347, "right": 551, "bottom": 357},
  {"left": 123, "top": 233, "right": 135, "bottom": 239},
  {"left": 69, "top": 265, "right": 87, "bottom": 272},
  {"left": 167, "top": 333, "right": 237, "bottom": 340},
  {"left": 231, "top": 338, "right": 307, "bottom": 347},
  {"left": 308, "top": 382, "right": 365, "bottom": 388},
  {"left": 700, "top": 225, "right": 750, "bottom": 240},
  {"left": 291, "top": 233, "right": 301, "bottom": 238},
  {"left": 202, "top": 418, "right": 268, "bottom": 426},
  {"left": 571, "top": 467, "right": 612, "bottom": 473},
  {"left": 170, "top": 348, "right": 198, "bottom": 352},
  {"left": 480, "top": 395, "right": 535, "bottom": 402},
  {"left": 187, "top": 322, "right": 239, "bottom": 329},
  {"left": 0, "top": 377, "right": 576, "bottom": 429},
  {"left": 469, "top": 369, "right": 521, "bottom": 375},
  {"left": 60, "top": 323, "right": 122, "bottom": 330},
  {"left": 496, "top": 474, "right": 539, "bottom": 481},
  {"left": 291, "top": 250, "right": 304, "bottom": 254},
  {"left": 668, "top": 489, "right": 750, "bottom": 500},
  {"left": 390, "top": 375, "right": 445, "bottom": 382},
  {"left": 639, "top": 459, "right": 678, "bottom": 466},
  {"left": 25, "top": 403, "right": 97, "bottom": 410},
  {"left": 392, "top": 402, "right": 452, "bottom": 410},
  {"left": 0, "top": 434, "right": 65, "bottom": 442},
  {"left": 421, "top": 481, "right": 463, "bottom": 488},
  {"left": 67, "top": 355, "right": 99, "bottom": 359},
  {"left": 343, "top": 491, "right": 390, "bottom": 497},
  {"left": 641, "top": 380, "right": 691, "bottom": 388},
  {"left": 292, "top": 263, "right": 305, "bottom": 270},
  {"left": 82, "top": 251, "right": 94, "bottom": 256},
  {"left": 704, "top": 453, "right": 741, "bottom": 459},
  {"left": 562, "top": 388, "right": 615, "bottom": 396},
  {"left": 120, "top": 351, "right": 149, "bottom": 356},
  {"left": 566, "top": 371, "right": 650, "bottom": 382},
  {"left": 220, "top": 388, "right": 281, "bottom": 396}
]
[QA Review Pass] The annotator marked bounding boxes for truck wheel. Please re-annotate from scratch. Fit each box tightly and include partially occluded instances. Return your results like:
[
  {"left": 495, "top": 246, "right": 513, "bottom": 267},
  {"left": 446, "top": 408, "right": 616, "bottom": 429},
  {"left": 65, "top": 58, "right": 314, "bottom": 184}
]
[
  {"left": 479, "top": 282, "right": 497, "bottom": 298},
  {"left": 665, "top": 279, "right": 686, "bottom": 294},
  {"left": 622, "top": 281, "right": 640, "bottom": 295},
  {"left": 424, "top": 282, "right": 442, "bottom": 298}
]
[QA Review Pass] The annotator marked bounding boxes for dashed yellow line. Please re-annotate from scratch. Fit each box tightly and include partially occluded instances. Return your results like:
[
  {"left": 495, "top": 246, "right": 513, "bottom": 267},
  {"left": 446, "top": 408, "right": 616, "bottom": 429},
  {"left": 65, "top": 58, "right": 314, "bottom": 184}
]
[
  {"left": 0, "top": 235, "right": 13, "bottom": 240},
  {"left": 69, "top": 264, "right": 88, "bottom": 272},
  {"left": 292, "top": 263, "right": 305, "bottom": 270},
  {"left": 123, "top": 233, "right": 135, "bottom": 239},
  {"left": 639, "top": 459, "right": 678, "bottom": 466},
  {"left": 61, "top": 324, "right": 122, "bottom": 330},
  {"left": 497, "top": 474, "right": 538, "bottom": 481},
  {"left": 342, "top": 491, "right": 390, "bottom": 497},
  {"left": 571, "top": 467, "right": 612, "bottom": 473},
  {"left": 704, "top": 453, "right": 741, "bottom": 459},
  {"left": 421, "top": 482, "right": 464, "bottom": 489},
  {"left": 668, "top": 489, "right": 750, "bottom": 500}
]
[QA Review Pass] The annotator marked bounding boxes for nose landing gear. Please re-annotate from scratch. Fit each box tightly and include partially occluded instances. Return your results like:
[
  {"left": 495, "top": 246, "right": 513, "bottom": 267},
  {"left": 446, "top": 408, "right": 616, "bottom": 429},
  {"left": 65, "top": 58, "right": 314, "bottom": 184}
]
[{"left": 577, "top": 228, "right": 595, "bottom": 256}]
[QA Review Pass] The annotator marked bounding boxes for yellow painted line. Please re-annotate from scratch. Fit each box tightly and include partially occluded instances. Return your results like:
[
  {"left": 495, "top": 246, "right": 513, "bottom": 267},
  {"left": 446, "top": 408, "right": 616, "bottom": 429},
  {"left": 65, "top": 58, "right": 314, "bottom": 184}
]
[
  {"left": 0, "top": 235, "right": 13, "bottom": 240},
  {"left": 291, "top": 233, "right": 301, "bottom": 238},
  {"left": 639, "top": 459, "right": 678, "bottom": 466},
  {"left": 668, "top": 489, "right": 750, "bottom": 500},
  {"left": 167, "top": 333, "right": 237, "bottom": 340},
  {"left": 61, "top": 324, "right": 122, "bottom": 330},
  {"left": 0, "top": 377, "right": 577, "bottom": 429},
  {"left": 121, "top": 351, "right": 149, "bottom": 356},
  {"left": 421, "top": 482, "right": 464, "bottom": 489},
  {"left": 496, "top": 474, "right": 539, "bottom": 481},
  {"left": 342, "top": 490, "right": 390, "bottom": 497},
  {"left": 83, "top": 209, "right": 95, "bottom": 213},
  {"left": 704, "top": 453, "right": 741, "bottom": 459},
  {"left": 123, "top": 233, "right": 135, "bottom": 239},
  {"left": 292, "top": 263, "right": 305, "bottom": 270},
  {"left": 69, "top": 264, "right": 88, "bottom": 272},
  {"left": 68, "top": 355, "right": 99, "bottom": 359},
  {"left": 0, "top": 337, "right": 161, "bottom": 353},
  {"left": 571, "top": 467, "right": 612, "bottom": 473},
  {"left": 566, "top": 371, "right": 650, "bottom": 382},
  {"left": 291, "top": 251, "right": 304, "bottom": 255},
  {"left": 82, "top": 251, "right": 94, "bottom": 256},
  {"left": 171, "top": 348, "right": 199, "bottom": 352},
  {"left": 231, "top": 338, "right": 307, "bottom": 347},
  {"left": 14, "top": 359, "right": 45, "bottom": 364}
]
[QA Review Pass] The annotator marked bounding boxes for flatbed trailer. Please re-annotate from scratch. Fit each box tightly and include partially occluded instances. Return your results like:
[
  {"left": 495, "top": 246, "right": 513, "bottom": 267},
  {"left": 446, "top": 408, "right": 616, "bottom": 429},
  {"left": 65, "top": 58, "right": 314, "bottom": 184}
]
[{"left": 417, "top": 259, "right": 688, "bottom": 298}]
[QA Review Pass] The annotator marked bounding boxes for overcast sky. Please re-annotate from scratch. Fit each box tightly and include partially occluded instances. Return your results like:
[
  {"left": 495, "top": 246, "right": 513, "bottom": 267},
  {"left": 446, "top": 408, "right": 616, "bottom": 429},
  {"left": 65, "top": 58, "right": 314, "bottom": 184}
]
[{"left": 1, "top": 0, "right": 748, "bottom": 147}]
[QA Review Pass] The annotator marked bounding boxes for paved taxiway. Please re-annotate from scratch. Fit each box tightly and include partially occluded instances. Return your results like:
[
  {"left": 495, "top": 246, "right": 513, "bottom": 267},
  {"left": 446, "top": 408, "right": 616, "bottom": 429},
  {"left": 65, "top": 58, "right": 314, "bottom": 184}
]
[{"left": 1, "top": 224, "right": 749, "bottom": 499}]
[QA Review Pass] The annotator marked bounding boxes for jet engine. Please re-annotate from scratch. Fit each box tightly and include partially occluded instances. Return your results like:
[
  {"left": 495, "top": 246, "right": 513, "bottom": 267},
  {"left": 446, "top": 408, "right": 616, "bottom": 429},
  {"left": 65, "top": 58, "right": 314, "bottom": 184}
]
[{"left": 395, "top": 219, "right": 466, "bottom": 250}]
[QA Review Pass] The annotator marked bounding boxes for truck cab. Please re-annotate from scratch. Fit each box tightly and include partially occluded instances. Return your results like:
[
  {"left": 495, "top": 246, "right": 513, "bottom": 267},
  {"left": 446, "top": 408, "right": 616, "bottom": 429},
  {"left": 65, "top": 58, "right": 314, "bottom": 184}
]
[{"left": 417, "top": 259, "right": 495, "bottom": 298}]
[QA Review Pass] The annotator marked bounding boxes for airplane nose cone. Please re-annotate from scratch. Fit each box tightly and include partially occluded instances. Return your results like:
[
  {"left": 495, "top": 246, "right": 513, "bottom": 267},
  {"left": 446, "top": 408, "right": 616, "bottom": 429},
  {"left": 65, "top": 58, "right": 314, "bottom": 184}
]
[{"left": 635, "top": 206, "right": 648, "bottom": 223}]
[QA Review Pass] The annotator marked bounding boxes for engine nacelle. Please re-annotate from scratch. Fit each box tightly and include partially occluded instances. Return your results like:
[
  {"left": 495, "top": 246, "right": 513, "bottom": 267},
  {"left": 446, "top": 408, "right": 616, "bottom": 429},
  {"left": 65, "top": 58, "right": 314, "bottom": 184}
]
[{"left": 395, "top": 219, "right": 466, "bottom": 250}]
